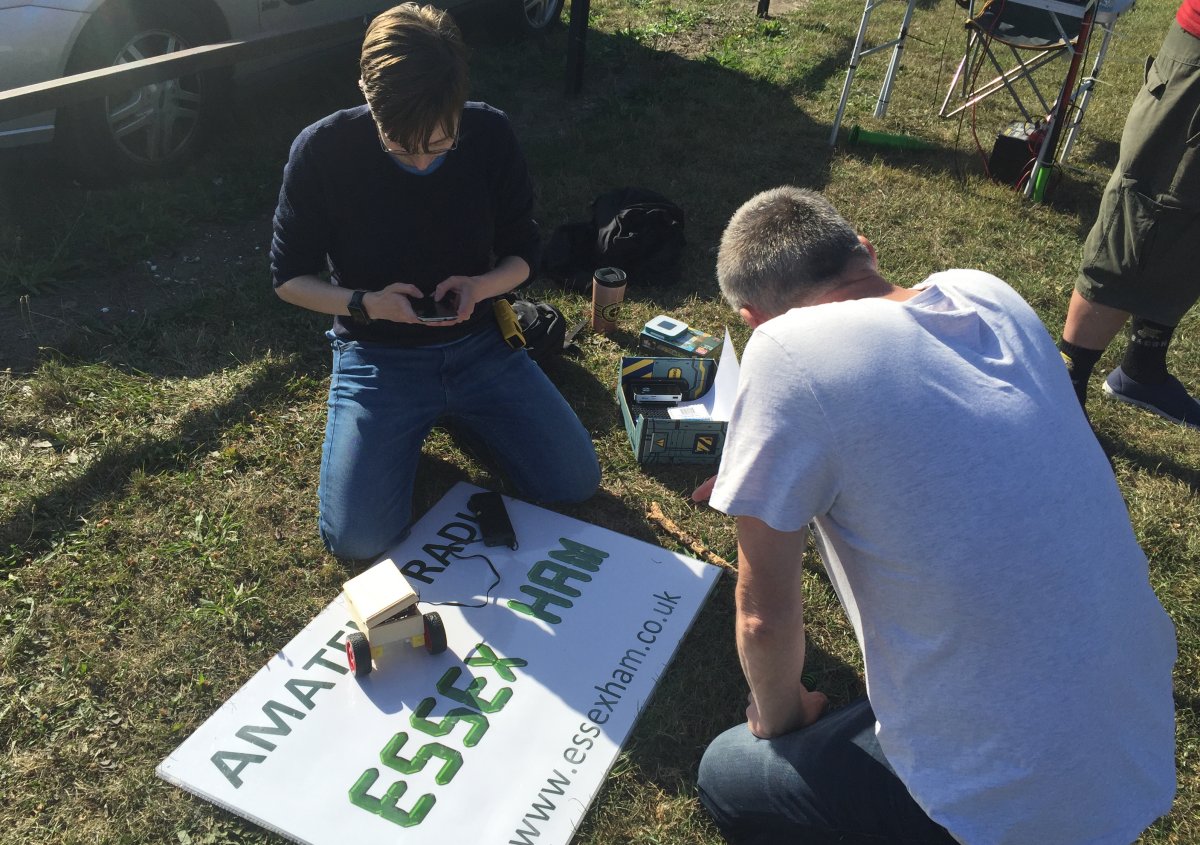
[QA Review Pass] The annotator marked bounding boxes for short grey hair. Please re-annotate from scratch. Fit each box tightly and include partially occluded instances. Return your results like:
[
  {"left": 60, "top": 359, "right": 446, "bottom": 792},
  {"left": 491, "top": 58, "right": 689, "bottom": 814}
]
[{"left": 717, "top": 186, "right": 869, "bottom": 316}]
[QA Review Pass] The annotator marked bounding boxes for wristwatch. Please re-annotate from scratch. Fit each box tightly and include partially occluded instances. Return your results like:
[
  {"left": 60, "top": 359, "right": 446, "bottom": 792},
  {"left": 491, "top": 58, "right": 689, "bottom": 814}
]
[{"left": 347, "top": 290, "right": 371, "bottom": 324}]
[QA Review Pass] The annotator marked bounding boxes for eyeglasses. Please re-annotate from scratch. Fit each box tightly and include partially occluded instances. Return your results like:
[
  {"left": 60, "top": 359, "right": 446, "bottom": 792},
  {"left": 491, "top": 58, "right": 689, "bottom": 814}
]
[{"left": 376, "top": 124, "right": 460, "bottom": 159}]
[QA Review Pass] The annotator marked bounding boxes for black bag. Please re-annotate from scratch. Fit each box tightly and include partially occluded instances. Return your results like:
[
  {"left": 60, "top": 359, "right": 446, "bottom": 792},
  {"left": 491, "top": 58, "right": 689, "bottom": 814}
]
[
  {"left": 544, "top": 187, "right": 686, "bottom": 291},
  {"left": 510, "top": 299, "right": 567, "bottom": 365}
]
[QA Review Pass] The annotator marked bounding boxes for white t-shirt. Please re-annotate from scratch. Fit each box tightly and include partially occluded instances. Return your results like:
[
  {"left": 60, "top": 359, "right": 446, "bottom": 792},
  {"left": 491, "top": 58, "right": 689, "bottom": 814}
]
[{"left": 710, "top": 270, "right": 1177, "bottom": 845}]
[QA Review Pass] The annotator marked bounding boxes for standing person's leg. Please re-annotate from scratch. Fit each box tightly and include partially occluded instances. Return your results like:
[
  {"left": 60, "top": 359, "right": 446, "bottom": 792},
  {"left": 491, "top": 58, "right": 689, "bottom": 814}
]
[
  {"left": 441, "top": 328, "right": 599, "bottom": 504},
  {"left": 1059, "top": 291, "right": 1128, "bottom": 406},
  {"left": 1063, "top": 21, "right": 1200, "bottom": 421},
  {"left": 318, "top": 335, "right": 446, "bottom": 560},
  {"left": 1103, "top": 316, "right": 1200, "bottom": 427},
  {"left": 698, "top": 698, "right": 957, "bottom": 845}
]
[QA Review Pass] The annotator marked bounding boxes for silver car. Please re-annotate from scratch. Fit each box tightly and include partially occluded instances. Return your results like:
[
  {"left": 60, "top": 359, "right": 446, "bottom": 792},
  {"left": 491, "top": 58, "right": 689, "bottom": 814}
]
[{"left": 0, "top": 0, "right": 564, "bottom": 179}]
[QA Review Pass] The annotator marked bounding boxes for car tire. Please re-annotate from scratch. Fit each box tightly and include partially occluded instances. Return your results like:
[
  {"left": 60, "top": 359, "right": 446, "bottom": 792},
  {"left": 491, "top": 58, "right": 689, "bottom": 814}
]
[
  {"left": 507, "top": 0, "right": 566, "bottom": 37},
  {"left": 422, "top": 612, "right": 448, "bottom": 655},
  {"left": 346, "top": 631, "right": 373, "bottom": 677},
  {"left": 58, "top": 0, "right": 228, "bottom": 182}
]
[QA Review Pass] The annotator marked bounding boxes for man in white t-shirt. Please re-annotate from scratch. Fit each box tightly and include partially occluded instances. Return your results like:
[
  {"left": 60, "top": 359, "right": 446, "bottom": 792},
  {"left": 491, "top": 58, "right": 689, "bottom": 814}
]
[{"left": 694, "top": 187, "right": 1177, "bottom": 845}]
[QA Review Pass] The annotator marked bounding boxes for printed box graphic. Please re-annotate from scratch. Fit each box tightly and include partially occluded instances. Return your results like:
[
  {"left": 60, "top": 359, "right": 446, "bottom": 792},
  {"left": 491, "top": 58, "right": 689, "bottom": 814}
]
[
  {"left": 618, "top": 356, "right": 728, "bottom": 465},
  {"left": 158, "top": 482, "right": 721, "bottom": 844}
]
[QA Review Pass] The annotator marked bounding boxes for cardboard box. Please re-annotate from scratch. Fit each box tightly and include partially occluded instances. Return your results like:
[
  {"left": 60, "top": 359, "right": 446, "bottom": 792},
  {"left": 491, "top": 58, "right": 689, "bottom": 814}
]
[
  {"left": 637, "top": 315, "right": 721, "bottom": 359},
  {"left": 618, "top": 356, "right": 727, "bottom": 464}
]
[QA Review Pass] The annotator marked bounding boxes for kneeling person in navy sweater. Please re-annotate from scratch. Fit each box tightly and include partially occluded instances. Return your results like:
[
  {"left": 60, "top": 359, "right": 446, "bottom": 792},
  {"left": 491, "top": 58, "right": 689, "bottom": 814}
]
[{"left": 271, "top": 3, "right": 599, "bottom": 560}]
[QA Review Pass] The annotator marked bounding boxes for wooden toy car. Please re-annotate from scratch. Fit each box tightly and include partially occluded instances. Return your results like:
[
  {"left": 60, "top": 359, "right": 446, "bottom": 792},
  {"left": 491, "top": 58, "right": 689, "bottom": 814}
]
[{"left": 342, "top": 559, "right": 447, "bottom": 678}]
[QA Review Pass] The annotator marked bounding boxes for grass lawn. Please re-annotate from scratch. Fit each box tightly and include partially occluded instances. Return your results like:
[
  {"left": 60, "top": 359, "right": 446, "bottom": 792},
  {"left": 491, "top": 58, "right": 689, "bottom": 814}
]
[{"left": 1, "top": 0, "right": 1198, "bottom": 841}]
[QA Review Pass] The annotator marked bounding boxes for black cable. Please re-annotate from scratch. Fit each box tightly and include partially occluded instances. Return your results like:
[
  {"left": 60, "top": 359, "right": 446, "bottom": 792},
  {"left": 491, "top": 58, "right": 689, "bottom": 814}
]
[
  {"left": 951, "top": 0, "right": 1009, "bottom": 180},
  {"left": 417, "top": 542, "right": 503, "bottom": 609}
]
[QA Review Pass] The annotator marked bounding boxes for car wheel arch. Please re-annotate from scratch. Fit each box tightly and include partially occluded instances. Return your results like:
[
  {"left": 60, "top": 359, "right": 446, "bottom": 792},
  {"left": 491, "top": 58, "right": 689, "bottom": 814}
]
[{"left": 57, "top": 0, "right": 233, "bottom": 181}]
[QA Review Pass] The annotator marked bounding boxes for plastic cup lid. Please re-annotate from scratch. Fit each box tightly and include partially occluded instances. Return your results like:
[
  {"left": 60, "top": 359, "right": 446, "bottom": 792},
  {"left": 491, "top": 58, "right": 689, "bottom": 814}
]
[{"left": 594, "top": 267, "right": 627, "bottom": 286}]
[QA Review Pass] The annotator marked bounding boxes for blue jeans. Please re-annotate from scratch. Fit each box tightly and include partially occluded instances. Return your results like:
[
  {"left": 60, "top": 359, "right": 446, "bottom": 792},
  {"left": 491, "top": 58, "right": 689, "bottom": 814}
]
[
  {"left": 317, "top": 326, "right": 599, "bottom": 560},
  {"left": 698, "top": 698, "right": 959, "bottom": 845}
]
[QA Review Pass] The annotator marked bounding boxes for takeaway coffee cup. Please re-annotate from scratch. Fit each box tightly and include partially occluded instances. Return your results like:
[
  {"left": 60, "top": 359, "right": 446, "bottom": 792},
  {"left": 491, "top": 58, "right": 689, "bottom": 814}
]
[{"left": 591, "top": 267, "right": 628, "bottom": 334}]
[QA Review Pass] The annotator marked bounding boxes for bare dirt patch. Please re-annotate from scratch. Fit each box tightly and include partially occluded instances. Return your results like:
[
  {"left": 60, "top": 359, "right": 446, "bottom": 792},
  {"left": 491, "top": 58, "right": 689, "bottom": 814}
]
[{"left": 1, "top": 215, "right": 272, "bottom": 374}]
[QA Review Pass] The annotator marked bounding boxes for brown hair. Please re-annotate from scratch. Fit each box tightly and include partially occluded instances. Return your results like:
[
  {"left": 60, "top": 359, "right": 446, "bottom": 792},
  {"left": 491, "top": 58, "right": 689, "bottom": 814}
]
[{"left": 360, "top": 3, "right": 469, "bottom": 153}]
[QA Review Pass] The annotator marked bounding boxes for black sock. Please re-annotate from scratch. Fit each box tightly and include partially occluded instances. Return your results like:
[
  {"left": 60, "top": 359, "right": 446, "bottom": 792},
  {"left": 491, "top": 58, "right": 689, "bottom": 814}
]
[
  {"left": 1121, "top": 318, "right": 1175, "bottom": 385},
  {"left": 1058, "top": 338, "right": 1103, "bottom": 406}
]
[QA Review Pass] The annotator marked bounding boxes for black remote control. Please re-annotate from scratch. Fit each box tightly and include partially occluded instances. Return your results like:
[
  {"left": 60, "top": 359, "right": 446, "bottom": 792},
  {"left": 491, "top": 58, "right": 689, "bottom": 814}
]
[{"left": 469, "top": 492, "right": 518, "bottom": 550}]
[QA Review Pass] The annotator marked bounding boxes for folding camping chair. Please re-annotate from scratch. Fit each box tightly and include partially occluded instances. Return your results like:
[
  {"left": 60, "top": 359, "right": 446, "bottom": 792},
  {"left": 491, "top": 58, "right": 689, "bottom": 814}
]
[
  {"left": 828, "top": 0, "right": 1132, "bottom": 197},
  {"left": 938, "top": 0, "right": 1108, "bottom": 196},
  {"left": 939, "top": 0, "right": 1089, "bottom": 124}
]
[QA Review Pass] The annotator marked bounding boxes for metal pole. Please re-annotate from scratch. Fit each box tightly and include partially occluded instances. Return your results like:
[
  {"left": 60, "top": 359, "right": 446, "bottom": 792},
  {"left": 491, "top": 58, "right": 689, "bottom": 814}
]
[
  {"left": 875, "top": 0, "right": 918, "bottom": 117},
  {"left": 829, "top": 0, "right": 879, "bottom": 145},
  {"left": 565, "top": 0, "right": 591, "bottom": 97},
  {"left": 1059, "top": 16, "right": 1114, "bottom": 161},
  {"left": 1027, "top": 6, "right": 1095, "bottom": 198}
]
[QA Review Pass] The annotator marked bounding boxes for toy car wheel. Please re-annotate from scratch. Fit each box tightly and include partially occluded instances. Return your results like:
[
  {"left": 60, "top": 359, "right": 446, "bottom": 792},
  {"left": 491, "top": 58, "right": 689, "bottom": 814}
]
[
  {"left": 346, "top": 632, "right": 373, "bottom": 677},
  {"left": 423, "top": 613, "right": 447, "bottom": 655}
]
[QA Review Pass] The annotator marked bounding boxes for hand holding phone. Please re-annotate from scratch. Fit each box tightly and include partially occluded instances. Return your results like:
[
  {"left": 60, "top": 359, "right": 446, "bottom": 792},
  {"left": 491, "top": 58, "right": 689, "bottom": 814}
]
[{"left": 412, "top": 292, "right": 459, "bottom": 323}]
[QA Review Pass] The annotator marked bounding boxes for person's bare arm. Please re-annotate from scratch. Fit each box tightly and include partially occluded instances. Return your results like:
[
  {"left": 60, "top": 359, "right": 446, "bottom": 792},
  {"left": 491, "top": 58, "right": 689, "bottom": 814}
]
[
  {"left": 275, "top": 255, "right": 531, "bottom": 326},
  {"left": 735, "top": 514, "right": 827, "bottom": 738},
  {"left": 275, "top": 274, "right": 427, "bottom": 324},
  {"left": 434, "top": 255, "right": 530, "bottom": 320}
]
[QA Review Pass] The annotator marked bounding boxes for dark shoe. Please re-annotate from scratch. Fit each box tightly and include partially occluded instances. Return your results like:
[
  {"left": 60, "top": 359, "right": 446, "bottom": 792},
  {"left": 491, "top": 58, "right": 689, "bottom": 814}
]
[{"left": 1102, "top": 366, "right": 1200, "bottom": 430}]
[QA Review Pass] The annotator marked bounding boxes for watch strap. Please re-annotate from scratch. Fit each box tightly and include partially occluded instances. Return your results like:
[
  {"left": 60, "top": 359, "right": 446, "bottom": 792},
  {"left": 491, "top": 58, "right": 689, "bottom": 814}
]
[{"left": 348, "top": 289, "right": 371, "bottom": 324}]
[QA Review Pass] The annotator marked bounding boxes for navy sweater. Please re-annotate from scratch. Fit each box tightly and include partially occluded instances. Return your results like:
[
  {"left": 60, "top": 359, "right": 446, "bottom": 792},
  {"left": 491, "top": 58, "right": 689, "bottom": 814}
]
[{"left": 270, "top": 102, "right": 541, "bottom": 345}]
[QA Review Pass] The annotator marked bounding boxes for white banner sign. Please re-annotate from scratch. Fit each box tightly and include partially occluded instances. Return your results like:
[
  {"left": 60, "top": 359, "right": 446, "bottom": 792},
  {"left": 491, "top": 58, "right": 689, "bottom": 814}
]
[{"left": 159, "top": 483, "right": 721, "bottom": 844}]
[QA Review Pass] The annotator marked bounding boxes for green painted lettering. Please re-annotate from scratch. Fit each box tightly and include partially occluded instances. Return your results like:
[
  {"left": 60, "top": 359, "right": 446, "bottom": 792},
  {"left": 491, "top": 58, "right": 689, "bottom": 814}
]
[
  {"left": 381, "top": 732, "right": 462, "bottom": 786},
  {"left": 466, "top": 643, "right": 527, "bottom": 681},
  {"left": 507, "top": 586, "right": 572, "bottom": 624},
  {"left": 529, "top": 560, "right": 590, "bottom": 597},
  {"left": 410, "top": 697, "right": 489, "bottom": 746},
  {"left": 435, "top": 666, "right": 512, "bottom": 713},
  {"left": 548, "top": 538, "right": 609, "bottom": 572},
  {"left": 348, "top": 768, "right": 435, "bottom": 828}
]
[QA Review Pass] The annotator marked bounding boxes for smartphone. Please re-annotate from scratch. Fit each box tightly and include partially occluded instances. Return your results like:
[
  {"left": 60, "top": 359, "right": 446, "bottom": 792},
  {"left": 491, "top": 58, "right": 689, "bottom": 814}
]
[{"left": 412, "top": 294, "right": 459, "bottom": 323}]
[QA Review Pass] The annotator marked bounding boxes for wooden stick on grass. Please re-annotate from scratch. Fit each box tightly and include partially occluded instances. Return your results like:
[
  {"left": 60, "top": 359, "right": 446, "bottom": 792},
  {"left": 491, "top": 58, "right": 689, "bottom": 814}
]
[{"left": 646, "top": 501, "right": 734, "bottom": 572}]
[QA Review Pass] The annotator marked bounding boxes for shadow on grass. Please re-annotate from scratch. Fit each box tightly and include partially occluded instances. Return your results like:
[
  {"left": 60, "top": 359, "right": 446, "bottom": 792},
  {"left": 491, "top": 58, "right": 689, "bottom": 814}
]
[
  {"left": 1175, "top": 692, "right": 1199, "bottom": 724},
  {"left": 1098, "top": 430, "right": 1200, "bottom": 495},
  {"left": 620, "top": 572, "right": 865, "bottom": 801},
  {"left": 832, "top": 124, "right": 1115, "bottom": 230},
  {"left": 3, "top": 18, "right": 842, "bottom": 369},
  {"left": 0, "top": 354, "right": 308, "bottom": 558},
  {"left": 544, "top": 352, "right": 629, "bottom": 437}
]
